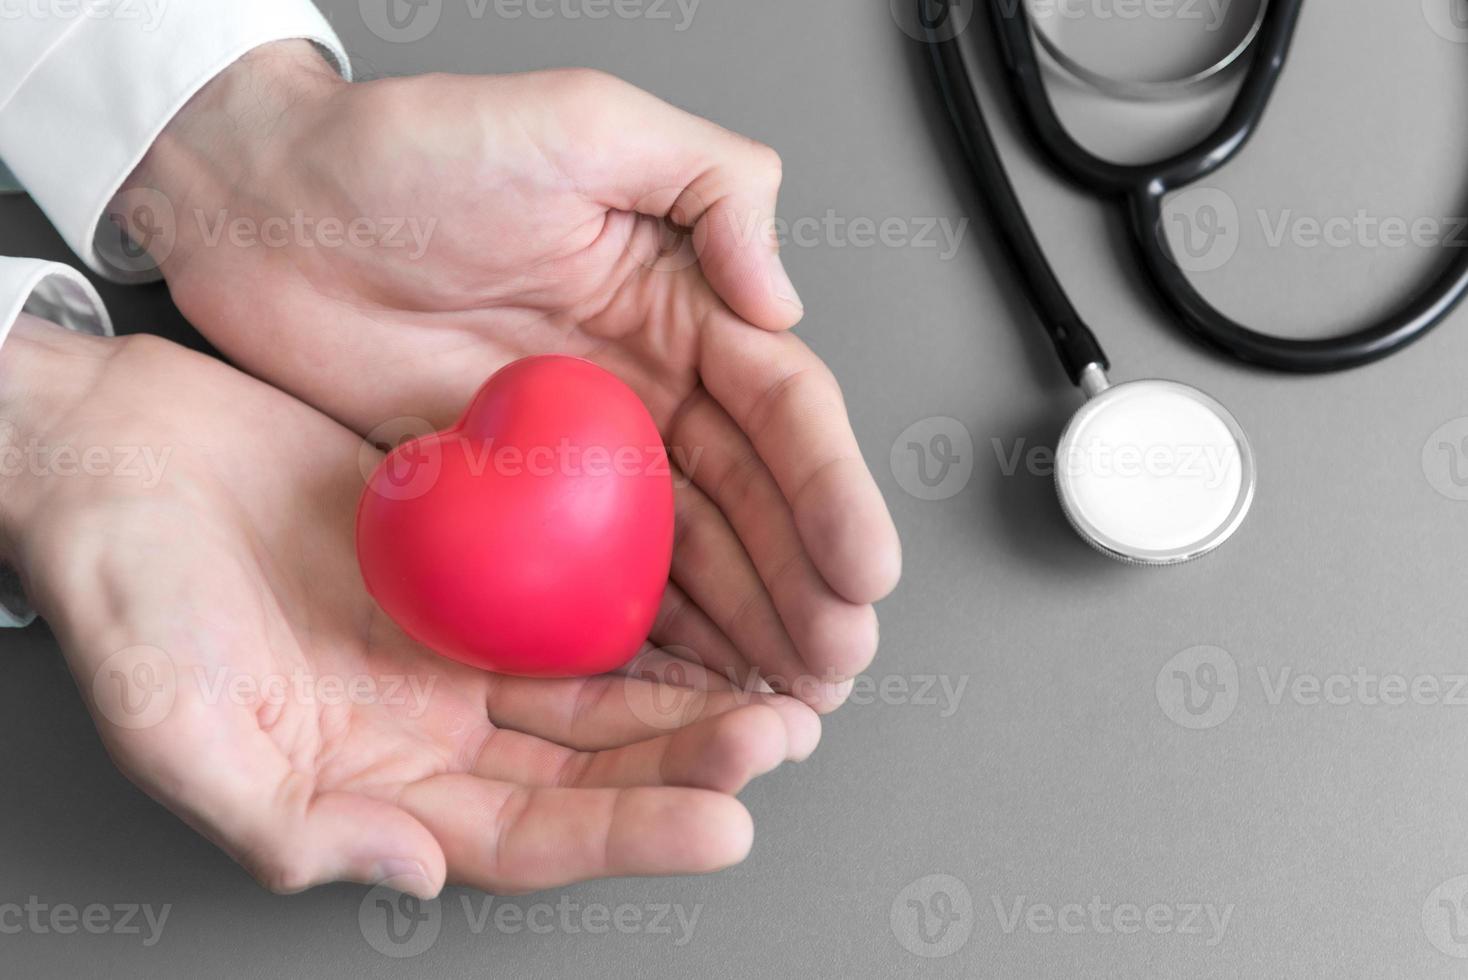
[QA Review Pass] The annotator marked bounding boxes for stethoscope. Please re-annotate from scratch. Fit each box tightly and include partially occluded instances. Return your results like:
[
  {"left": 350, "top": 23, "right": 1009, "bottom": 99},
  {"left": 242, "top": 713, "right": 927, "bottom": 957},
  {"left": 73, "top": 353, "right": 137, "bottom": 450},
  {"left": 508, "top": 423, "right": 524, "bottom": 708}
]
[{"left": 921, "top": 0, "right": 1468, "bottom": 565}]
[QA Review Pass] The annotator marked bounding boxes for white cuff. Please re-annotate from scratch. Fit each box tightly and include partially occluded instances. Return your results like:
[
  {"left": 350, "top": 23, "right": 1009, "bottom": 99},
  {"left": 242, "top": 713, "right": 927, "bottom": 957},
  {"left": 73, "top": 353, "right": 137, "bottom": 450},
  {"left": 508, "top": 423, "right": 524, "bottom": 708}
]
[
  {"left": 0, "top": 0, "right": 352, "bottom": 282},
  {"left": 0, "top": 258, "right": 113, "bottom": 628}
]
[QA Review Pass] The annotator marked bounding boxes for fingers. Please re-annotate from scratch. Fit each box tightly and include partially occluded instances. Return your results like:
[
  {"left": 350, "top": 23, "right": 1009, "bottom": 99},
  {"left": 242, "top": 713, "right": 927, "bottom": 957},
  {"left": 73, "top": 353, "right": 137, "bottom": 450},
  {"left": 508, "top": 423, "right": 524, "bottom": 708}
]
[
  {"left": 670, "top": 388, "right": 881, "bottom": 684},
  {"left": 540, "top": 68, "right": 803, "bottom": 331},
  {"left": 471, "top": 703, "right": 801, "bottom": 792},
  {"left": 572, "top": 703, "right": 795, "bottom": 787},
  {"left": 482, "top": 670, "right": 818, "bottom": 752},
  {"left": 667, "top": 477, "right": 824, "bottom": 703},
  {"left": 398, "top": 774, "right": 753, "bottom": 893},
  {"left": 700, "top": 309, "right": 903, "bottom": 604},
  {"left": 244, "top": 789, "right": 448, "bottom": 900},
  {"left": 647, "top": 581, "right": 753, "bottom": 686}
]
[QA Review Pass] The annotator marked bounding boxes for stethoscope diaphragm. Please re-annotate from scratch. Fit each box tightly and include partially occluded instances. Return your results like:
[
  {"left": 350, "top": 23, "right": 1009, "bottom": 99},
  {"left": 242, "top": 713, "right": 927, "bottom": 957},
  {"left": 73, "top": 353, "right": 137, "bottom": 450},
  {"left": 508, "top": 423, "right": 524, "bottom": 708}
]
[{"left": 1054, "top": 372, "right": 1255, "bottom": 566}]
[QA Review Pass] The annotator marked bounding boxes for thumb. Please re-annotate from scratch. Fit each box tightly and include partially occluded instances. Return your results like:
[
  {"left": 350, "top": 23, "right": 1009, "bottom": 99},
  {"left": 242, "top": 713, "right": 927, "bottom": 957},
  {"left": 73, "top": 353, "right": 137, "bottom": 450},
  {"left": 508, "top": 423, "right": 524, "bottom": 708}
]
[
  {"left": 241, "top": 791, "right": 447, "bottom": 899},
  {"left": 543, "top": 69, "right": 804, "bottom": 330}
]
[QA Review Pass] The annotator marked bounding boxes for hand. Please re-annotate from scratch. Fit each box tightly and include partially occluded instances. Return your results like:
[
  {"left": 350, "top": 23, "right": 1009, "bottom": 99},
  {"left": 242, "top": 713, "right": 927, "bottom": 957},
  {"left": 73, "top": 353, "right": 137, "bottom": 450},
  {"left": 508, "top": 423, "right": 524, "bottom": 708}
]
[
  {"left": 0, "top": 317, "right": 820, "bottom": 897},
  {"left": 125, "top": 44, "right": 902, "bottom": 713}
]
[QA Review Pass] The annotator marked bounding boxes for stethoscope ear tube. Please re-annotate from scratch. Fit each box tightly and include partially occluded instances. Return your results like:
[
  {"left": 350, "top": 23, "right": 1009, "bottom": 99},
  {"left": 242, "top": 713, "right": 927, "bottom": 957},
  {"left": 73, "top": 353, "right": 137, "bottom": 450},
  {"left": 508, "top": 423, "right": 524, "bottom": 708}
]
[
  {"left": 1127, "top": 175, "right": 1468, "bottom": 372},
  {"left": 978, "top": 0, "right": 1468, "bottom": 372},
  {"left": 923, "top": 4, "right": 1109, "bottom": 386}
]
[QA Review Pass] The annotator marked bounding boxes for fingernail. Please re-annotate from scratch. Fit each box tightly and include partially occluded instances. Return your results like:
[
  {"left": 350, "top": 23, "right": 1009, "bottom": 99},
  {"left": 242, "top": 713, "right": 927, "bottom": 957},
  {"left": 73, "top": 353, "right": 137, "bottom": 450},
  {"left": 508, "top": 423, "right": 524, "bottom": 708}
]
[
  {"left": 770, "top": 256, "right": 803, "bottom": 311},
  {"left": 376, "top": 859, "right": 435, "bottom": 899}
]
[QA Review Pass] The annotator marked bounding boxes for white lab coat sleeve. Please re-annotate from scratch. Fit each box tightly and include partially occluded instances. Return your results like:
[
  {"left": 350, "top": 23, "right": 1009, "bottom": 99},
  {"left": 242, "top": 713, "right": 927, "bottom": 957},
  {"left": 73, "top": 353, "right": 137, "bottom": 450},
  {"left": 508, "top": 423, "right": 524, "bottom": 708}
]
[
  {"left": 0, "top": 0, "right": 352, "bottom": 280},
  {"left": 0, "top": 257, "right": 114, "bottom": 627}
]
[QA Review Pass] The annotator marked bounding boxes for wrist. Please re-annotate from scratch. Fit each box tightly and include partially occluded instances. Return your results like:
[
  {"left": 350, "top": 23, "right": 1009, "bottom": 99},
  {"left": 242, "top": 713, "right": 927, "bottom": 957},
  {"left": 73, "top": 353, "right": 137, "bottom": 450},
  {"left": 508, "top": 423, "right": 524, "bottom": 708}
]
[
  {"left": 0, "top": 315, "right": 117, "bottom": 563},
  {"left": 120, "top": 40, "right": 346, "bottom": 274}
]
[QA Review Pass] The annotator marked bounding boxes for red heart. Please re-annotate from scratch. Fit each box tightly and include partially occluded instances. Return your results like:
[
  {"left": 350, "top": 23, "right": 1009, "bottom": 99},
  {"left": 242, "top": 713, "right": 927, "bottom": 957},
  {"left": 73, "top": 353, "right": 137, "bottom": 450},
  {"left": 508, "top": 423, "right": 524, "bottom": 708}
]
[{"left": 356, "top": 356, "right": 674, "bottom": 677}]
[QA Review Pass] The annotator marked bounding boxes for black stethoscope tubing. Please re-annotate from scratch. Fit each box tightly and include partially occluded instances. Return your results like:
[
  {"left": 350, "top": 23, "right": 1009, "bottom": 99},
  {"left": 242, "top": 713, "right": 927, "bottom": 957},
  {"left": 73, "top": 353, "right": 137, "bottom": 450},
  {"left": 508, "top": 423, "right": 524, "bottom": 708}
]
[{"left": 924, "top": 0, "right": 1468, "bottom": 383}]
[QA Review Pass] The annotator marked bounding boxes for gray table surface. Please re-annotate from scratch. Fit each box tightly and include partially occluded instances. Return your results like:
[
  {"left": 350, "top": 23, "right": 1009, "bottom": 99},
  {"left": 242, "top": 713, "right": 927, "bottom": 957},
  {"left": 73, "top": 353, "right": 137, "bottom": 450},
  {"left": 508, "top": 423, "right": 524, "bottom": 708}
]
[{"left": 5, "top": 1, "right": 1468, "bottom": 976}]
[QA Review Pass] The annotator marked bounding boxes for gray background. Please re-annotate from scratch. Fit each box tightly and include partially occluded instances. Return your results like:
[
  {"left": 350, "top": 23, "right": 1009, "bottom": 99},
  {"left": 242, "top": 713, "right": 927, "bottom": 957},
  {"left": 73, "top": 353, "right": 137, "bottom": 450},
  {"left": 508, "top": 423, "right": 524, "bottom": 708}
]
[{"left": 4, "top": 0, "right": 1468, "bottom": 976}]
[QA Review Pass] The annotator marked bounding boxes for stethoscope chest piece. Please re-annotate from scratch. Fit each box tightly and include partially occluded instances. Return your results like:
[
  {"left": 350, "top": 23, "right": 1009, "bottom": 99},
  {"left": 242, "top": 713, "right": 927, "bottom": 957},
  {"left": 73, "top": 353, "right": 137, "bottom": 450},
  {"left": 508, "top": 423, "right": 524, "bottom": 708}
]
[{"left": 1054, "top": 372, "right": 1255, "bottom": 566}]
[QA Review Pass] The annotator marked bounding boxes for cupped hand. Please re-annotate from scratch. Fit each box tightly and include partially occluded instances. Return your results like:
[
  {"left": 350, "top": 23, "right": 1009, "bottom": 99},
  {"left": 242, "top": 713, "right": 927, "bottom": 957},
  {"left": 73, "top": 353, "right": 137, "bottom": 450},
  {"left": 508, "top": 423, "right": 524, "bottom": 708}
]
[
  {"left": 0, "top": 317, "right": 820, "bottom": 897},
  {"left": 125, "top": 43, "right": 902, "bottom": 712}
]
